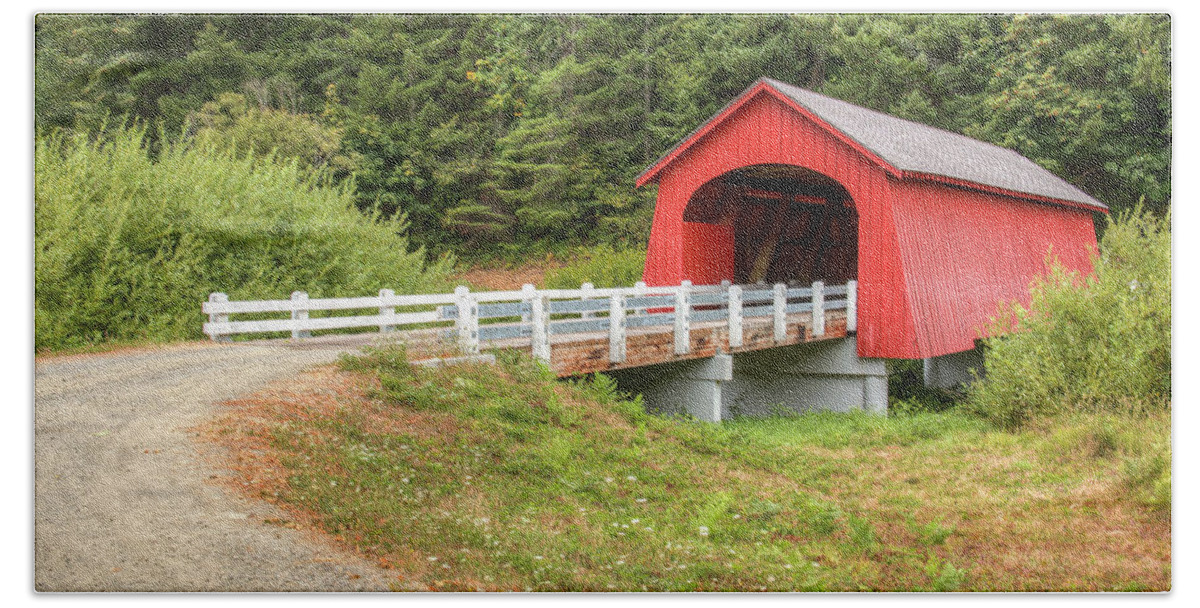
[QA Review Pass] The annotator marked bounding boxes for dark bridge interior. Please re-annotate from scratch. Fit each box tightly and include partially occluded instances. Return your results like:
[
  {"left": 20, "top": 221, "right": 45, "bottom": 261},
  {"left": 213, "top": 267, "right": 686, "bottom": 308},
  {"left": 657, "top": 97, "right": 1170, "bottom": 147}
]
[{"left": 684, "top": 164, "right": 858, "bottom": 285}]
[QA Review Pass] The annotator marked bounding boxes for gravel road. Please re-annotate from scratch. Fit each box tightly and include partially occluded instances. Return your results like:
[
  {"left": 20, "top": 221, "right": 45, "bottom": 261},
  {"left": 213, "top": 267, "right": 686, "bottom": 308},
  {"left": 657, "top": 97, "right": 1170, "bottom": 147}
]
[{"left": 34, "top": 338, "right": 404, "bottom": 592}]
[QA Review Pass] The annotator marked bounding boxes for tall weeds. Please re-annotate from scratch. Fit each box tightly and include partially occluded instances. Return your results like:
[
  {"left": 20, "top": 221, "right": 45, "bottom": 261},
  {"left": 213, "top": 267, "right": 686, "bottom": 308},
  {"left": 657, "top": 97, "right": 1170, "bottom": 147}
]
[
  {"left": 35, "top": 125, "right": 453, "bottom": 351},
  {"left": 543, "top": 244, "right": 647, "bottom": 289}
]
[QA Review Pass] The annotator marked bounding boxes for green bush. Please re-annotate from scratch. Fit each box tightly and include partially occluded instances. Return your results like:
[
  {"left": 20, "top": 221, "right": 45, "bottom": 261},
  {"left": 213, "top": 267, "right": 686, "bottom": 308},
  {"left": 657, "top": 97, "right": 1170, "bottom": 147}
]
[
  {"left": 543, "top": 244, "right": 647, "bottom": 289},
  {"left": 966, "top": 207, "right": 1170, "bottom": 429},
  {"left": 35, "top": 125, "right": 453, "bottom": 351}
]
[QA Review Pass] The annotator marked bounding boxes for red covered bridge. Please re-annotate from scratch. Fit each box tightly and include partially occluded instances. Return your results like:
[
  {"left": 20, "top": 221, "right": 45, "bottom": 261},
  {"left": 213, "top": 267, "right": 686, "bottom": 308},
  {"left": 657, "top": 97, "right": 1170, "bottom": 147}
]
[
  {"left": 204, "top": 77, "right": 1109, "bottom": 422},
  {"left": 637, "top": 77, "right": 1107, "bottom": 362}
]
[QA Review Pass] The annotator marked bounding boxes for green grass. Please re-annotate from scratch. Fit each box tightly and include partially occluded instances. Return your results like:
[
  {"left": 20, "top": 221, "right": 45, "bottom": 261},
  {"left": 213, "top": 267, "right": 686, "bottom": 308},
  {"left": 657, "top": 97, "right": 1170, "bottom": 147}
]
[
  {"left": 724, "top": 411, "right": 990, "bottom": 450},
  {"left": 211, "top": 346, "right": 1171, "bottom": 592}
]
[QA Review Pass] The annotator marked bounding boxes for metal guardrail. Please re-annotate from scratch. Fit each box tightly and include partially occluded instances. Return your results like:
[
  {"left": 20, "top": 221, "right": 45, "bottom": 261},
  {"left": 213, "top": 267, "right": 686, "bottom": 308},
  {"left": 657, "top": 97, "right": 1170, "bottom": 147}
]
[{"left": 203, "top": 279, "right": 857, "bottom": 364}]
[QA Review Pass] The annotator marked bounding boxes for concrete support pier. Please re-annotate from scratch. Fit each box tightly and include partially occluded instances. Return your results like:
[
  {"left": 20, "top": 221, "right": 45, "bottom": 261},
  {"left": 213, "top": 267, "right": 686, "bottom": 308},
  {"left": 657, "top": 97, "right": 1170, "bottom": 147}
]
[
  {"left": 610, "top": 337, "right": 887, "bottom": 422},
  {"left": 922, "top": 343, "right": 986, "bottom": 389},
  {"left": 629, "top": 353, "right": 733, "bottom": 423}
]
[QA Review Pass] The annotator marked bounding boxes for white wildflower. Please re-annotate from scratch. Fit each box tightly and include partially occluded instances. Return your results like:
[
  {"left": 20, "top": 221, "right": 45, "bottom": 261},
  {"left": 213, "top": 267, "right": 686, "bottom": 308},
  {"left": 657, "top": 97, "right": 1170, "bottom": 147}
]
[{"left": 698, "top": 526, "right": 709, "bottom": 537}]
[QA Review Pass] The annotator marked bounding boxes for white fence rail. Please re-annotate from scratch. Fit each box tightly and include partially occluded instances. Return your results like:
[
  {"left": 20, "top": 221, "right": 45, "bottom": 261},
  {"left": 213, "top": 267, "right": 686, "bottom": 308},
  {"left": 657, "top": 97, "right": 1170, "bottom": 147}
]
[{"left": 203, "top": 279, "right": 857, "bottom": 364}]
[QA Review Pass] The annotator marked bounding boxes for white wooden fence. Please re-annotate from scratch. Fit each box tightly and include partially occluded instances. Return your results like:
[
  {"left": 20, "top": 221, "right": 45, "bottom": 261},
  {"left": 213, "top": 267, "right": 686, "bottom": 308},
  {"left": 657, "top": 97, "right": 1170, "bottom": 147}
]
[{"left": 203, "top": 279, "right": 857, "bottom": 364}]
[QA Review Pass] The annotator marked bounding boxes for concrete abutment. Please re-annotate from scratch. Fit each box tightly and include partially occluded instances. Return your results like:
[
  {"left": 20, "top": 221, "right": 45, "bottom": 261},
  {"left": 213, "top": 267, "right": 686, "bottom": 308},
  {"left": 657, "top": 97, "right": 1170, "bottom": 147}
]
[{"left": 609, "top": 337, "right": 887, "bottom": 422}]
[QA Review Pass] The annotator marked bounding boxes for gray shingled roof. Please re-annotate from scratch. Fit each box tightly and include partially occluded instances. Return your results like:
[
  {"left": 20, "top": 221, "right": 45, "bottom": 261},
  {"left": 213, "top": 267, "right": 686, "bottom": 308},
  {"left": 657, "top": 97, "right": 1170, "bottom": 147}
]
[{"left": 642, "top": 77, "right": 1107, "bottom": 210}]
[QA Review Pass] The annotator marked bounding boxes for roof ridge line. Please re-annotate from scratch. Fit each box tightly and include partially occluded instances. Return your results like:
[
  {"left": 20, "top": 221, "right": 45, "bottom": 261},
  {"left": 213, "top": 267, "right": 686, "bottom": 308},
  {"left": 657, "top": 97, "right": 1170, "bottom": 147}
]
[{"left": 759, "top": 77, "right": 1028, "bottom": 164}]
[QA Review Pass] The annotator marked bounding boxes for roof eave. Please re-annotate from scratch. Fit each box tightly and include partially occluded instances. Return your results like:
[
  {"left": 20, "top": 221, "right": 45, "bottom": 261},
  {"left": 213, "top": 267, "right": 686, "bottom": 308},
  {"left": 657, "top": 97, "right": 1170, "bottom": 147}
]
[{"left": 902, "top": 170, "right": 1110, "bottom": 214}]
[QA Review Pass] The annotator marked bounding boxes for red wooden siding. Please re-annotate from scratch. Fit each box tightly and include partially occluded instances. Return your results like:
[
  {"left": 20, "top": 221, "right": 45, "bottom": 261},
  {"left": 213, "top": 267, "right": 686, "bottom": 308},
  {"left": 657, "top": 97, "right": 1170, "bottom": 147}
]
[
  {"left": 681, "top": 221, "right": 734, "bottom": 285},
  {"left": 888, "top": 179, "right": 1098, "bottom": 357},
  {"left": 641, "top": 91, "right": 918, "bottom": 359}
]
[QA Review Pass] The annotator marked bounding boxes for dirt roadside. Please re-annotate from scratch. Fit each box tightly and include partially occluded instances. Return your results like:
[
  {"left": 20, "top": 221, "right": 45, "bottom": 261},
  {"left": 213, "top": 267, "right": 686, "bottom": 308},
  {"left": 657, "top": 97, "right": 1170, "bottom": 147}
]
[{"left": 34, "top": 338, "right": 406, "bottom": 592}]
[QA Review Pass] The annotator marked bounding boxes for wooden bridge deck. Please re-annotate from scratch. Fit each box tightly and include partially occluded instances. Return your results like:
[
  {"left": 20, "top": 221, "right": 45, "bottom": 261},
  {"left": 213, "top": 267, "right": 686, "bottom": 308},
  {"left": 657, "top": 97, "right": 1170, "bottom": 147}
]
[
  {"left": 531, "top": 309, "right": 848, "bottom": 377},
  {"left": 203, "top": 281, "right": 856, "bottom": 378}
]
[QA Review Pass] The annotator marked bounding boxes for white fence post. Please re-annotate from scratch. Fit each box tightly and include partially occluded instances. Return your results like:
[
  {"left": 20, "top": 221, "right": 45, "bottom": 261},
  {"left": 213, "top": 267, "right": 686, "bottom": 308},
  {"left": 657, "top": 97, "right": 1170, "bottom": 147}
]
[
  {"left": 531, "top": 291, "right": 551, "bottom": 364},
  {"left": 846, "top": 280, "right": 858, "bottom": 333},
  {"left": 728, "top": 285, "right": 743, "bottom": 349},
  {"left": 773, "top": 283, "right": 787, "bottom": 344},
  {"left": 291, "top": 291, "right": 311, "bottom": 340},
  {"left": 609, "top": 291, "right": 626, "bottom": 363},
  {"left": 581, "top": 282, "right": 595, "bottom": 320},
  {"left": 521, "top": 283, "right": 536, "bottom": 324},
  {"left": 812, "top": 280, "right": 825, "bottom": 338},
  {"left": 634, "top": 281, "right": 647, "bottom": 316},
  {"left": 208, "top": 292, "right": 231, "bottom": 343},
  {"left": 674, "top": 280, "right": 691, "bottom": 355},
  {"left": 455, "top": 286, "right": 479, "bottom": 354},
  {"left": 379, "top": 288, "right": 395, "bottom": 333}
]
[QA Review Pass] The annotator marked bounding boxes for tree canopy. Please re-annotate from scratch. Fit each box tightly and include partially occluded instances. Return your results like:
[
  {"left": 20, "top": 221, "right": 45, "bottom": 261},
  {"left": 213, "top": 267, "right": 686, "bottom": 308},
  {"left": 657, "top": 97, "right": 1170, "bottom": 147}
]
[{"left": 36, "top": 13, "right": 1171, "bottom": 257}]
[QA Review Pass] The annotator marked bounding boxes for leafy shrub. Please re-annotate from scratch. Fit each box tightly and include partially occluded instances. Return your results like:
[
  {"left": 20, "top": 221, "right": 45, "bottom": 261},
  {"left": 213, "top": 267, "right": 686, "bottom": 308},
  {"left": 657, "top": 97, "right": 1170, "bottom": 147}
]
[
  {"left": 966, "top": 207, "right": 1170, "bottom": 429},
  {"left": 35, "top": 125, "right": 453, "bottom": 351},
  {"left": 191, "top": 92, "right": 356, "bottom": 174},
  {"left": 543, "top": 244, "right": 647, "bottom": 289}
]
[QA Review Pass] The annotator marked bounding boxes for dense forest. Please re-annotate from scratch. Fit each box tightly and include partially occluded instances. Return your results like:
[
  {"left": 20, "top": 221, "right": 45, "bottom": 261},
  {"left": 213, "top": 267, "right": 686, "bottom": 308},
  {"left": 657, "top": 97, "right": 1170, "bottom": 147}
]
[{"left": 36, "top": 13, "right": 1170, "bottom": 258}]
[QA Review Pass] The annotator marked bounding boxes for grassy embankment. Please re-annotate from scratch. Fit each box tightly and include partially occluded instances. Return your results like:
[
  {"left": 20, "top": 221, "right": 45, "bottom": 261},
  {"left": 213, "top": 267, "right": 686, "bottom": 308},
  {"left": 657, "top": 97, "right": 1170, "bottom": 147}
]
[
  {"left": 208, "top": 346, "right": 1169, "bottom": 592},
  {"left": 208, "top": 208, "right": 1170, "bottom": 591}
]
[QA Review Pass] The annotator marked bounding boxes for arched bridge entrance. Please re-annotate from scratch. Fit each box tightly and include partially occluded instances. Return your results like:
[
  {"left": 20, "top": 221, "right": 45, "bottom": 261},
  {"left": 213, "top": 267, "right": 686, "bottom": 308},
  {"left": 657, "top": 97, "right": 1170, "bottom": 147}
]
[{"left": 682, "top": 164, "right": 858, "bottom": 286}]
